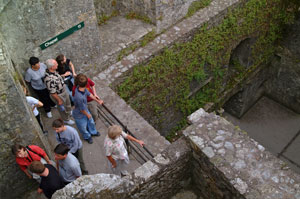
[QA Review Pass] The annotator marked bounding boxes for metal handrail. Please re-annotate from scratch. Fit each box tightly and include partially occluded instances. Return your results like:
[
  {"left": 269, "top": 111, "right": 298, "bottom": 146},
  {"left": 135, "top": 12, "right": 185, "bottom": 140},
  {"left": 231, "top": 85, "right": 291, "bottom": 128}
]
[{"left": 96, "top": 103, "right": 154, "bottom": 165}]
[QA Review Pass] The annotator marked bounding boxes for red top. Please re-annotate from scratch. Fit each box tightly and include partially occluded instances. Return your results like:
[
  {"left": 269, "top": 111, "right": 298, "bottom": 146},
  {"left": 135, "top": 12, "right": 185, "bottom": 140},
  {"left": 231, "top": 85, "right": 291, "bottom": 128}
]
[
  {"left": 72, "top": 78, "right": 95, "bottom": 102},
  {"left": 15, "top": 145, "right": 47, "bottom": 171}
]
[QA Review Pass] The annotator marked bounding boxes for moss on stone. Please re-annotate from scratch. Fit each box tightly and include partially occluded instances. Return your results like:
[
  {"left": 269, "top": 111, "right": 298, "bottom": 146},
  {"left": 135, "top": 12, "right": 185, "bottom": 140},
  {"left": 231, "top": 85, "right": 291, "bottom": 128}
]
[
  {"left": 125, "top": 12, "right": 154, "bottom": 25},
  {"left": 98, "top": 10, "right": 119, "bottom": 25},
  {"left": 1, "top": 93, "right": 7, "bottom": 101},
  {"left": 186, "top": 0, "right": 212, "bottom": 18}
]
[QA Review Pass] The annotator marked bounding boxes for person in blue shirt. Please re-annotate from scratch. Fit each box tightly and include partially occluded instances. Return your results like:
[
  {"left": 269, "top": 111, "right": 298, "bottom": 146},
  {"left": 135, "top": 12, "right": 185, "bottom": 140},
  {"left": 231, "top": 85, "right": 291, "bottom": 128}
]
[
  {"left": 25, "top": 57, "right": 56, "bottom": 118},
  {"left": 52, "top": 118, "right": 88, "bottom": 174},
  {"left": 54, "top": 144, "right": 81, "bottom": 184},
  {"left": 72, "top": 74, "right": 103, "bottom": 144}
]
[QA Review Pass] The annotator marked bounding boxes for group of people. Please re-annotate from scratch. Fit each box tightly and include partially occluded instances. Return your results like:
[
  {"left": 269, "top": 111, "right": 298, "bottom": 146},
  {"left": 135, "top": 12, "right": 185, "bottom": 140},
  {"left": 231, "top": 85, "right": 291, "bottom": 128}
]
[
  {"left": 12, "top": 55, "right": 145, "bottom": 198},
  {"left": 25, "top": 55, "right": 102, "bottom": 143}
]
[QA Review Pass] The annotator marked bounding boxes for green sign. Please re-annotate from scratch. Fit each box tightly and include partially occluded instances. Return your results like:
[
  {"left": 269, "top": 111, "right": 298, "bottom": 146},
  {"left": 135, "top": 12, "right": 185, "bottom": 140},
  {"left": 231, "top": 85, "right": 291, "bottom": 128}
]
[{"left": 40, "top": 21, "right": 85, "bottom": 50}]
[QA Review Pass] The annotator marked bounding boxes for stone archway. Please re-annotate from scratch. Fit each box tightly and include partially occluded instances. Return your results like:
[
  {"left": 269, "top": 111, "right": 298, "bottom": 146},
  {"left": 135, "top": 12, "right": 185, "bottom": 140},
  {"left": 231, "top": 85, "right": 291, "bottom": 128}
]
[{"left": 227, "top": 37, "right": 257, "bottom": 76}]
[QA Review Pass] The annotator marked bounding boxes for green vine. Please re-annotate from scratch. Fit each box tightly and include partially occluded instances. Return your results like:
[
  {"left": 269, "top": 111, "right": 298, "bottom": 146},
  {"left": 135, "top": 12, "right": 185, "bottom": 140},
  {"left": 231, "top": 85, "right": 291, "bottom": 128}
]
[{"left": 116, "top": 0, "right": 297, "bottom": 140}]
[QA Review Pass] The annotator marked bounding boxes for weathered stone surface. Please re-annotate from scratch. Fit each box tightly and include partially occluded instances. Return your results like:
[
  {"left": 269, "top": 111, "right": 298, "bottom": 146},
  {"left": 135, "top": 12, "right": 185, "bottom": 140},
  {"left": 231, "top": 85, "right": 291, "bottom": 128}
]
[
  {"left": 119, "top": 0, "right": 156, "bottom": 23},
  {"left": 93, "top": 0, "right": 116, "bottom": 18},
  {"left": 264, "top": 23, "right": 300, "bottom": 113},
  {"left": 156, "top": 0, "right": 196, "bottom": 32},
  {"left": 53, "top": 174, "right": 134, "bottom": 199},
  {"left": 184, "top": 109, "right": 300, "bottom": 199},
  {"left": 0, "top": 37, "right": 52, "bottom": 199},
  {"left": 98, "top": 16, "right": 155, "bottom": 71},
  {"left": 223, "top": 65, "right": 269, "bottom": 118},
  {"left": 134, "top": 161, "right": 160, "bottom": 181},
  {"left": 0, "top": 0, "right": 102, "bottom": 75}
]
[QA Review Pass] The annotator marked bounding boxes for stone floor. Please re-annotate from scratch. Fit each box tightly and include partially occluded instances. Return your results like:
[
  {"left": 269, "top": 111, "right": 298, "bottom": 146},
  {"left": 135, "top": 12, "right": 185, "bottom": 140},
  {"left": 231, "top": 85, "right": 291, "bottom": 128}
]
[{"left": 224, "top": 96, "right": 300, "bottom": 174}]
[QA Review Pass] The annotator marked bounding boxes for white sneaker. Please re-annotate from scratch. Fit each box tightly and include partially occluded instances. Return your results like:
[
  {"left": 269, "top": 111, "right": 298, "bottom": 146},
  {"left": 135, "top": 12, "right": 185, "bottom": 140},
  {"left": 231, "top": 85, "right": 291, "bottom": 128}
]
[
  {"left": 46, "top": 112, "right": 52, "bottom": 118},
  {"left": 64, "top": 120, "right": 75, "bottom": 125}
]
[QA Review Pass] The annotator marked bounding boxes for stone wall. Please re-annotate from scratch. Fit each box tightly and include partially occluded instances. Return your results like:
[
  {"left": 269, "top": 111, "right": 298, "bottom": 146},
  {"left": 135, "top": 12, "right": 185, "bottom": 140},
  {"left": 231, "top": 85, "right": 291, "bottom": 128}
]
[
  {"left": 119, "top": 0, "right": 156, "bottom": 24},
  {"left": 93, "top": 0, "right": 156, "bottom": 24},
  {"left": 0, "top": 0, "right": 102, "bottom": 76},
  {"left": 93, "top": 0, "right": 206, "bottom": 33},
  {"left": 223, "top": 65, "right": 270, "bottom": 118},
  {"left": 224, "top": 13, "right": 300, "bottom": 117},
  {"left": 156, "top": 0, "right": 197, "bottom": 32},
  {"left": 264, "top": 14, "right": 300, "bottom": 113},
  {"left": 192, "top": 144, "right": 244, "bottom": 198},
  {"left": 93, "top": 0, "right": 116, "bottom": 18},
  {"left": 0, "top": 35, "right": 52, "bottom": 199},
  {"left": 185, "top": 108, "right": 300, "bottom": 198},
  {"left": 53, "top": 138, "right": 192, "bottom": 198}
]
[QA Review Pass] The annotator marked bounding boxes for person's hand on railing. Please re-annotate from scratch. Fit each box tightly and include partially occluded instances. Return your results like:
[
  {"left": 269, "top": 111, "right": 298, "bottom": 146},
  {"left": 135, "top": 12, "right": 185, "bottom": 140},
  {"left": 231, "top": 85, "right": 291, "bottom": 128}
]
[{"left": 137, "top": 140, "right": 145, "bottom": 147}]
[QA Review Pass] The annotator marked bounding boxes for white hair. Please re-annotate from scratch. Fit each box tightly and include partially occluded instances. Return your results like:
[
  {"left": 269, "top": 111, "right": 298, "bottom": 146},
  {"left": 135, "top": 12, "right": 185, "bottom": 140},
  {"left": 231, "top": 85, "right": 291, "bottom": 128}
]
[{"left": 45, "top": 59, "right": 56, "bottom": 69}]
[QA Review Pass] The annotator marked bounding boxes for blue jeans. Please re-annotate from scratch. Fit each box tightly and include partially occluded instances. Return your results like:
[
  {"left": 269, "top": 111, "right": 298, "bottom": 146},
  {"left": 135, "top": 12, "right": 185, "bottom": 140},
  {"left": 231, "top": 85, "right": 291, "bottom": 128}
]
[{"left": 74, "top": 115, "right": 98, "bottom": 140}]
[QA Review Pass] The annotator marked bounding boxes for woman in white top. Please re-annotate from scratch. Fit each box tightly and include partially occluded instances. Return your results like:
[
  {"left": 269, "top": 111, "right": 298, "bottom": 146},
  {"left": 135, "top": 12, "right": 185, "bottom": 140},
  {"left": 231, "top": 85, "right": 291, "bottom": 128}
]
[{"left": 104, "top": 125, "right": 144, "bottom": 176}]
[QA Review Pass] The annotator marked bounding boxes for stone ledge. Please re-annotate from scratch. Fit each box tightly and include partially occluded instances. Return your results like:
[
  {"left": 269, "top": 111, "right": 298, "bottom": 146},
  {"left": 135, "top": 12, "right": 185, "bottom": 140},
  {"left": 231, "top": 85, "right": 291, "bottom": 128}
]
[{"left": 184, "top": 108, "right": 300, "bottom": 199}]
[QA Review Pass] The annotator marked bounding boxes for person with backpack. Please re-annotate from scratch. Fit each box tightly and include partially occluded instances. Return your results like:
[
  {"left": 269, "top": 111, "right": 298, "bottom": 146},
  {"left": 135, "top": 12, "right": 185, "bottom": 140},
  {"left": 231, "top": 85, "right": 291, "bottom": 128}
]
[{"left": 12, "top": 144, "right": 52, "bottom": 180}]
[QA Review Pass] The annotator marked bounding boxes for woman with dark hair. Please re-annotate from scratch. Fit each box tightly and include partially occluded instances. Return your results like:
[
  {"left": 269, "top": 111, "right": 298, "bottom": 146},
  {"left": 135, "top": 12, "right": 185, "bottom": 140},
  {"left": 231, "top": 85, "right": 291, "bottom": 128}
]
[{"left": 56, "top": 54, "right": 76, "bottom": 103}]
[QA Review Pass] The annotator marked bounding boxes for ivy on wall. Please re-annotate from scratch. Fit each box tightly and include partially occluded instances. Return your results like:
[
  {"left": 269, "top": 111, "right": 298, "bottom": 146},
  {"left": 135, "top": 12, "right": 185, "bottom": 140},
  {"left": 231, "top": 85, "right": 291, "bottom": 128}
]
[{"left": 116, "top": 0, "right": 297, "bottom": 140}]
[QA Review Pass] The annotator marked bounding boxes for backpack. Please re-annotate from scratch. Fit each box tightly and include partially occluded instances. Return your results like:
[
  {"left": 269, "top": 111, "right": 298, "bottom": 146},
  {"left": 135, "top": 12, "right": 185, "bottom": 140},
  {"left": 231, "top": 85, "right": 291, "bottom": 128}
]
[{"left": 26, "top": 146, "right": 43, "bottom": 158}]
